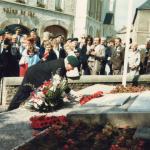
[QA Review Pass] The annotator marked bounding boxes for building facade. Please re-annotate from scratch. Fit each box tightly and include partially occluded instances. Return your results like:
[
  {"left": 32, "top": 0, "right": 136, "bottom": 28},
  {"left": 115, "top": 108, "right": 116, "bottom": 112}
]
[
  {"left": 0, "top": 0, "right": 116, "bottom": 38},
  {"left": 132, "top": 0, "right": 150, "bottom": 45}
]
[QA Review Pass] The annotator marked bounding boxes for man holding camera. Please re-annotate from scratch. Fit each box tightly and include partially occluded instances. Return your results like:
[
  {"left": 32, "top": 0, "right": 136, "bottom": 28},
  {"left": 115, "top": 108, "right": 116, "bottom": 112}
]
[{"left": 87, "top": 37, "right": 105, "bottom": 75}]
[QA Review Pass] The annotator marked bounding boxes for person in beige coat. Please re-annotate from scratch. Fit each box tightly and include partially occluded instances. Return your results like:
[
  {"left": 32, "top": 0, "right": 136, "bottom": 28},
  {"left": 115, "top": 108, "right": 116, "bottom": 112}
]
[
  {"left": 87, "top": 37, "right": 105, "bottom": 75},
  {"left": 128, "top": 43, "right": 140, "bottom": 76}
]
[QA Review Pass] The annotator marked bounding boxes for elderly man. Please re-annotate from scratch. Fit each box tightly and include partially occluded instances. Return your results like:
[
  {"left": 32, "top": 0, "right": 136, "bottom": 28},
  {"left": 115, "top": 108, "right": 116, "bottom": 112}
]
[
  {"left": 128, "top": 43, "right": 140, "bottom": 76},
  {"left": 111, "top": 38, "right": 125, "bottom": 75},
  {"left": 87, "top": 37, "right": 105, "bottom": 75},
  {"left": 8, "top": 56, "right": 80, "bottom": 110}
]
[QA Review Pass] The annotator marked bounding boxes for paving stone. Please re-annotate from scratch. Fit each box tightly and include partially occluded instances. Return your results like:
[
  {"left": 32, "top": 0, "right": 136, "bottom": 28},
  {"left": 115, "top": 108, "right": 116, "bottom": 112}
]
[
  {"left": 0, "top": 102, "right": 80, "bottom": 150},
  {"left": 128, "top": 91, "right": 150, "bottom": 112},
  {"left": 82, "top": 93, "right": 131, "bottom": 107}
]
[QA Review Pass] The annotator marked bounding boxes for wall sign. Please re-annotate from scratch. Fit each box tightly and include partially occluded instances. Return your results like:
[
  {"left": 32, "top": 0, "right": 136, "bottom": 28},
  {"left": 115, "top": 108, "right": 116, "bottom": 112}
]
[{"left": 3, "top": 8, "right": 35, "bottom": 17}]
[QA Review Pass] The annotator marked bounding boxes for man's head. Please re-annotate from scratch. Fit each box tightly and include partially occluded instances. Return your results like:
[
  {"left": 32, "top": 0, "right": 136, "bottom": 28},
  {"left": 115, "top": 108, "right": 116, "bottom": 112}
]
[
  {"left": 55, "top": 35, "right": 63, "bottom": 44},
  {"left": 3, "top": 38, "right": 11, "bottom": 50},
  {"left": 131, "top": 42, "right": 138, "bottom": 51},
  {"left": 115, "top": 38, "right": 122, "bottom": 47},
  {"left": 30, "top": 28, "right": 37, "bottom": 33},
  {"left": 5, "top": 30, "right": 12, "bottom": 39},
  {"left": 71, "top": 38, "right": 78, "bottom": 48},
  {"left": 11, "top": 35, "right": 17, "bottom": 43},
  {"left": 107, "top": 39, "right": 115, "bottom": 47},
  {"left": 101, "top": 37, "right": 106, "bottom": 45},
  {"left": 0, "top": 29, "right": 5, "bottom": 41},
  {"left": 94, "top": 37, "right": 100, "bottom": 46},
  {"left": 30, "top": 32, "right": 37, "bottom": 39},
  {"left": 146, "top": 41, "right": 150, "bottom": 49},
  {"left": 15, "top": 27, "right": 21, "bottom": 35}
]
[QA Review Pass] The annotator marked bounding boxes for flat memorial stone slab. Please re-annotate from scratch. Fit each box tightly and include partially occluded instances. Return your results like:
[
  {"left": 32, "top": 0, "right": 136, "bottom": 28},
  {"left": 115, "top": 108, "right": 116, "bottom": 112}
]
[
  {"left": 68, "top": 91, "right": 150, "bottom": 128},
  {"left": 68, "top": 106, "right": 120, "bottom": 114},
  {"left": 128, "top": 91, "right": 150, "bottom": 112},
  {"left": 82, "top": 93, "right": 131, "bottom": 107}
]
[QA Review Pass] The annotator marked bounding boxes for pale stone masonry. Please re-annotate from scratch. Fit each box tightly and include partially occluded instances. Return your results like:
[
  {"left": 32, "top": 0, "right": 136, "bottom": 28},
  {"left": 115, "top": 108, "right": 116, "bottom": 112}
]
[
  {"left": 0, "top": 0, "right": 116, "bottom": 38},
  {"left": 132, "top": 0, "right": 150, "bottom": 44},
  {"left": 1, "top": 75, "right": 150, "bottom": 108}
]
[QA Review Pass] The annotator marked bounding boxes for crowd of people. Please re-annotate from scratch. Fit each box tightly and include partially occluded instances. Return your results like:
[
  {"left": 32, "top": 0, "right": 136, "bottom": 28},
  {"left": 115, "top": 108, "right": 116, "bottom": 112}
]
[{"left": 0, "top": 27, "right": 150, "bottom": 79}]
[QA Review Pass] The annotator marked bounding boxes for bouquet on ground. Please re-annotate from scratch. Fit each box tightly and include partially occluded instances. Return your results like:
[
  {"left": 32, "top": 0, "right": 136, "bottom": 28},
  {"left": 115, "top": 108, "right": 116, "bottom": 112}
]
[{"left": 26, "top": 74, "right": 70, "bottom": 112}]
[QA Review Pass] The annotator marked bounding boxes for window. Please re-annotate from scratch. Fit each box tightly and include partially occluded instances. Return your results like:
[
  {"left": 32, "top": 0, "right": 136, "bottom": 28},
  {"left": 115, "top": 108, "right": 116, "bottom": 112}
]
[
  {"left": 16, "top": 0, "right": 25, "bottom": 4},
  {"left": 37, "top": 0, "right": 45, "bottom": 8},
  {"left": 103, "top": 13, "right": 114, "bottom": 24},
  {"left": 55, "top": 0, "right": 64, "bottom": 11},
  {"left": 98, "top": 1, "right": 102, "bottom": 21},
  {"left": 89, "top": 0, "right": 95, "bottom": 17},
  {"left": 109, "top": 0, "right": 115, "bottom": 12}
]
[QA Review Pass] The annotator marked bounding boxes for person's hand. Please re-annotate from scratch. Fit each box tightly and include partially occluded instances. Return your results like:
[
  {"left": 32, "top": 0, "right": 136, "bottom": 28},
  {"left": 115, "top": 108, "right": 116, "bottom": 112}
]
[
  {"left": 107, "top": 57, "right": 111, "bottom": 61},
  {"left": 66, "top": 90, "right": 82, "bottom": 102},
  {"left": 91, "top": 51, "right": 96, "bottom": 56},
  {"left": 131, "top": 65, "right": 136, "bottom": 70}
]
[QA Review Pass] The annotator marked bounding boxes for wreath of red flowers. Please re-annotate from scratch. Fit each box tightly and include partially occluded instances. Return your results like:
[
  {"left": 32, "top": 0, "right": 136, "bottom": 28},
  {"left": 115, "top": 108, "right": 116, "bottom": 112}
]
[
  {"left": 79, "top": 91, "right": 103, "bottom": 105},
  {"left": 30, "top": 115, "right": 67, "bottom": 130}
]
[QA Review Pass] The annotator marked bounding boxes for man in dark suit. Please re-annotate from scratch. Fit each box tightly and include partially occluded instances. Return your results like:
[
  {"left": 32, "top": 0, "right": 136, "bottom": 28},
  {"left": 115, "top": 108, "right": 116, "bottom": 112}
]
[
  {"left": 56, "top": 34, "right": 66, "bottom": 59},
  {"left": 13, "top": 27, "right": 22, "bottom": 46},
  {"left": 30, "top": 28, "right": 41, "bottom": 48},
  {"left": 8, "top": 56, "right": 79, "bottom": 110},
  {"left": 0, "top": 29, "right": 5, "bottom": 78},
  {"left": 111, "top": 38, "right": 125, "bottom": 75}
]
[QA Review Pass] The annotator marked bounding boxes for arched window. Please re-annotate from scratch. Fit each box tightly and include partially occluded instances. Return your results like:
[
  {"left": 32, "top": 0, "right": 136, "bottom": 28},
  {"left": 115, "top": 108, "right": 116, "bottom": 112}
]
[
  {"left": 89, "top": 0, "right": 95, "bottom": 17},
  {"left": 109, "top": 0, "right": 115, "bottom": 12}
]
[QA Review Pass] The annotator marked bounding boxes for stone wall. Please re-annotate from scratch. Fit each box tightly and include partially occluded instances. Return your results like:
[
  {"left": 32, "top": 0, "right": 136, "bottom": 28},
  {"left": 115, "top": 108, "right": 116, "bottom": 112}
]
[
  {"left": 1, "top": 75, "right": 150, "bottom": 107},
  {"left": 132, "top": 10, "right": 150, "bottom": 45}
]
